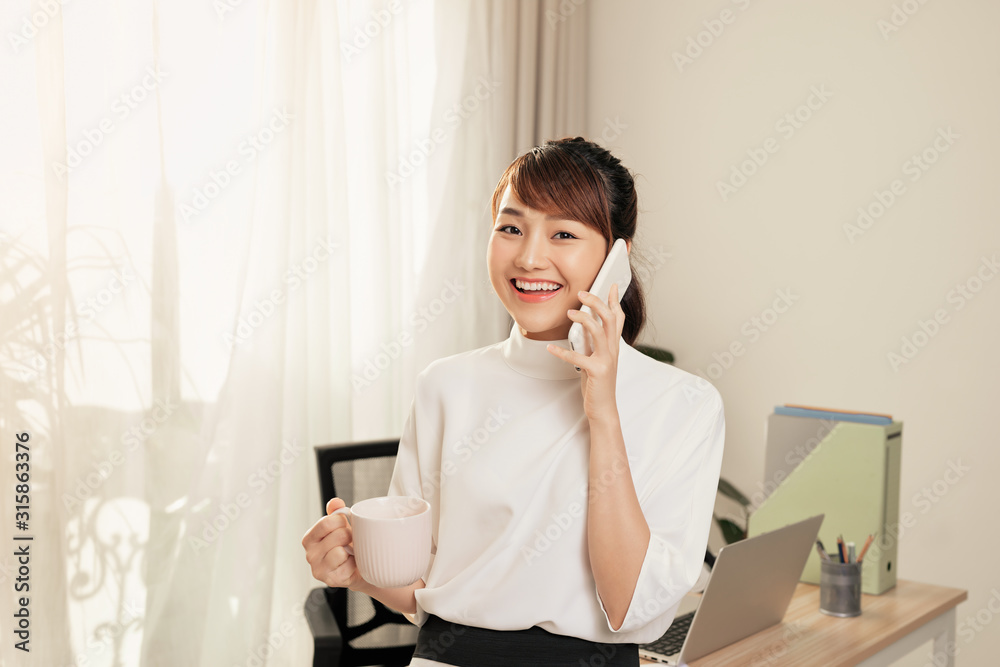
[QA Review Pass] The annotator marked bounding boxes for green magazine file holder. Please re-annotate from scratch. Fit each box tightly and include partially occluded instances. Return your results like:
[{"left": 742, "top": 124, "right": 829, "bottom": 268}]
[{"left": 748, "top": 420, "right": 902, "bottom": 595}]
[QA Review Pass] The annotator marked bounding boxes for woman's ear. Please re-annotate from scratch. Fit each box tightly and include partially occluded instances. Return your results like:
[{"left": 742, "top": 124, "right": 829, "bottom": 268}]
[{"left": 625, "top": 239, "right": 631, "bottom": 255}]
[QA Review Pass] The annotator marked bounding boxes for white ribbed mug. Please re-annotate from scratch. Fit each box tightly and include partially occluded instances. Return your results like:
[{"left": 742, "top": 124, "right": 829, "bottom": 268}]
[{"left": 332, "top": 496, "right": 431, "bottom": 588}]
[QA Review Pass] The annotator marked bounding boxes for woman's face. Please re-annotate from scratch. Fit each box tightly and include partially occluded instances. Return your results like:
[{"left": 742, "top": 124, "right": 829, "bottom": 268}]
[{"left": 487, "top": 185, "right": 609, "bottom": 341}]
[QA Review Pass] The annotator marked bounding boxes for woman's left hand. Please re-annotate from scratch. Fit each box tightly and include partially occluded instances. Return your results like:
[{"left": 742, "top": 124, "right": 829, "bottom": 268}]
[{"left": 547, "top": 283, "right": 625, "bottom": 421}]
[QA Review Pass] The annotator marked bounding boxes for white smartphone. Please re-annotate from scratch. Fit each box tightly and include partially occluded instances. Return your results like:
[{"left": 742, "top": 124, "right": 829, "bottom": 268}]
[{"left": 568, "top": 238, "right": 632, "bottom": 366}]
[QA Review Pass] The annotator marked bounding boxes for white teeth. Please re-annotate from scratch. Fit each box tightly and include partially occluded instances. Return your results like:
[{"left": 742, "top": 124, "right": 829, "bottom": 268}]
[{"left": 514, "top": 279, "right": 562, "bottom": 292}]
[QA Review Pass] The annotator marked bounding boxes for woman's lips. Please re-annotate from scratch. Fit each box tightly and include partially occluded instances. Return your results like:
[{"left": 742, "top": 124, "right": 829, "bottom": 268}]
[{"left": 510, "top": 279, "right": 563, "bottom": 303}]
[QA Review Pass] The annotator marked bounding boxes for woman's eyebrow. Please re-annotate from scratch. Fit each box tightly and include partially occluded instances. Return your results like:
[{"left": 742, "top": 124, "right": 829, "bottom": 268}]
[{"left": 498, "top": 206, "right": 577, "bottom": 223}]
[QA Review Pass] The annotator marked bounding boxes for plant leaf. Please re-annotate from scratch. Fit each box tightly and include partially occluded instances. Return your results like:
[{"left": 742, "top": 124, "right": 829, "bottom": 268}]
[
  {"left": 634, "top": 345, "right": 674, "bottom": 365},
  {"left": 717, "top": 478, "right": 751, "bottom": 507},
  {"left": 715, "top": 516, "right": 746, "bottom": 544}
]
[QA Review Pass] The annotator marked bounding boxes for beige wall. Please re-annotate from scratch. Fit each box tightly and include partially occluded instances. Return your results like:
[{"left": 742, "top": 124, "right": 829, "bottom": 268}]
[{"left": 587, "top": 0, "right": 1000, "bottom": 664}]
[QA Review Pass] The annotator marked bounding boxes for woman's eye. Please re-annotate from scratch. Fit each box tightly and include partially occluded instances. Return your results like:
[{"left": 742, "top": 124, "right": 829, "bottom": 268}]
[{"left": 495, "top": 226, "right": 575, "bottom": 239}]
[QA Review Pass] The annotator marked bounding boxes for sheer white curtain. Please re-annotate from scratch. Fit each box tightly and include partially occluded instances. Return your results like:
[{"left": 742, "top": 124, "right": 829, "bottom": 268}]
[{"left": 0, "top": 0, "right": 585, "bottom": 665}]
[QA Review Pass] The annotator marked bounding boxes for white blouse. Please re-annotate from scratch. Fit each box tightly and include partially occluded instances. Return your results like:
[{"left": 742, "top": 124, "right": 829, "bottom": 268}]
[{"left": 388, "top": 324, "right": 725, "bottom": 650}]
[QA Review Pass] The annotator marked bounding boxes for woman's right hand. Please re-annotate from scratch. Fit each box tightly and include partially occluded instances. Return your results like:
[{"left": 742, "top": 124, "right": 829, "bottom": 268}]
[{"left": 302, "top": 497, "right": 364, "bottom": 589}]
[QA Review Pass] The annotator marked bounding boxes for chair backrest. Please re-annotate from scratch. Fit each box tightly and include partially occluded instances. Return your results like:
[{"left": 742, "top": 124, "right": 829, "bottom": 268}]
[{"left": 315, "top": 440, "right": 419, "bottom": 666}]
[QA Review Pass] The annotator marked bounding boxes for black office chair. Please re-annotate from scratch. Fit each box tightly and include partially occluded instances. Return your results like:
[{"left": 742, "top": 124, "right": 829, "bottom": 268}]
[{"left": 304, "top": 440, "right": 419, "bottom": 667}]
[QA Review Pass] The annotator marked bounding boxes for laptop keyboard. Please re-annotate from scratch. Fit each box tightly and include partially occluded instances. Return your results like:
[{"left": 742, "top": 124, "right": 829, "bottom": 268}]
[{"left": 639, "top": 611, "right": 695, "bottom": 658}]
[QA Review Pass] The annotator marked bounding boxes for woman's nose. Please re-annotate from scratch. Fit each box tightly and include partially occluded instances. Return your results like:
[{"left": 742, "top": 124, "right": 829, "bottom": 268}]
[{"left": 514, "top": 235, "right": 549, "bottom": 270}]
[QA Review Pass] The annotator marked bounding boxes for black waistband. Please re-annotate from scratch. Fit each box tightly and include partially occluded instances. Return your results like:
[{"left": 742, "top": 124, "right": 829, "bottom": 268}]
[{"left": 413, "top": 614, "right": 639, "bottom": 667}]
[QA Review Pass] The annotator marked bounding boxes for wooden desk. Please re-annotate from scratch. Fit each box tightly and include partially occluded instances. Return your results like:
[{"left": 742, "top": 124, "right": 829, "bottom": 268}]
[{"left": 640, "top": 579, "right": 967, "bottom": 666}]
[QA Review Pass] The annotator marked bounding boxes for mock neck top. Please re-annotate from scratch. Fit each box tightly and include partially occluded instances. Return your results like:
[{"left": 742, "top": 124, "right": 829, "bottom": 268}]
[
  {"left": 388, "top": 324, "right": 725, "bottom": 646},
  {"left": 501, "top": 325, "right": 580, "bottom": 380}
]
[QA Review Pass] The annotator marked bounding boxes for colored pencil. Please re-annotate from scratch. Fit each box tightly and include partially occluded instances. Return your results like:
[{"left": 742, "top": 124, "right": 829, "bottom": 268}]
[{"left": 857, "top": 534, "right": 875, "bottom": 563}]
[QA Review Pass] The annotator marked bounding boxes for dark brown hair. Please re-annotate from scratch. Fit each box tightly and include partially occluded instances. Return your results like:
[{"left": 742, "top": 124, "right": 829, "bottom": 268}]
[{"left": 490, "top": 137, "right": 646, "bottom": 345}]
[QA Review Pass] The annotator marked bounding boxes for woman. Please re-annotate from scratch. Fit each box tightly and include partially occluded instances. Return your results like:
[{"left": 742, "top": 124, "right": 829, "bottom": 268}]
[{"left": 303, "top": 137, "right": 726, "bottom": 666}]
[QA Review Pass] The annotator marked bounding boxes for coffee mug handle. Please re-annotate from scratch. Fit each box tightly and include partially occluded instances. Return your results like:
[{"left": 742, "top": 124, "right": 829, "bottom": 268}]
[{"left": 331, "top": 507, "right": 355, "bottom": 556}]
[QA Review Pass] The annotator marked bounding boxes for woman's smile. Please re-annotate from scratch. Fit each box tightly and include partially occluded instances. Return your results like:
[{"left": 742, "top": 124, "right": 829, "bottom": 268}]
[{"left": 510, "top": 278, "right": 564, "bottom": 302}]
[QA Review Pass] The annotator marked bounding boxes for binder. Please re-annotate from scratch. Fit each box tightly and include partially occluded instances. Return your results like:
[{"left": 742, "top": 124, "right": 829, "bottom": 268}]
[
  {"left": 773, "top": 405, "right": 893, "bottom": 426},
  {"left": 748, "top": 416, "right": 902, "bottom": 595}
]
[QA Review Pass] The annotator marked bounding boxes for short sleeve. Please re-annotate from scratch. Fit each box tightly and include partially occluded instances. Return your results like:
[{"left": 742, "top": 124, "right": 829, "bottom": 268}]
[{"left": 598, "top": 388, "right": 726, "bottom": 635}]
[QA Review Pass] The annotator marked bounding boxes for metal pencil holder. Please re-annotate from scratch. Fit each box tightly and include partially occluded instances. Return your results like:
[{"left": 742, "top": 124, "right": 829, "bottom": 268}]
[{"left": 820, "top": 560, "right": 863, "bottom": 617}]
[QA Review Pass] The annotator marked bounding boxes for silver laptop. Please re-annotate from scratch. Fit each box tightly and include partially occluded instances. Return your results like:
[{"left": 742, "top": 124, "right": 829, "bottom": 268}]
[{"left": 638, "top": 514, "right": 823, "bottom": 665}]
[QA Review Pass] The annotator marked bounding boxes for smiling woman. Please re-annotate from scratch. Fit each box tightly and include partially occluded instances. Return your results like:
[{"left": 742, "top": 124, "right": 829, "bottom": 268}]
[
  {"left": 487, "top": 137, "right": 646, "bottom": 344},
  {"left": 303, "top": 137, "right": 726, "bottom": 667}
]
